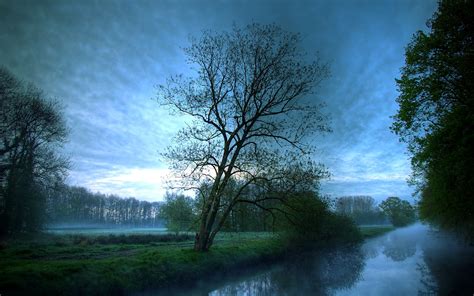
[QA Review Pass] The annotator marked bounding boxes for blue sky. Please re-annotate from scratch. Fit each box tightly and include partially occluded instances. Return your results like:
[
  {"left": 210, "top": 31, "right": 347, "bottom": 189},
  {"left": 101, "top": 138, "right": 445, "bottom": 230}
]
[{"left": 0, "top": 0, "right": 438, "bottom": 202}]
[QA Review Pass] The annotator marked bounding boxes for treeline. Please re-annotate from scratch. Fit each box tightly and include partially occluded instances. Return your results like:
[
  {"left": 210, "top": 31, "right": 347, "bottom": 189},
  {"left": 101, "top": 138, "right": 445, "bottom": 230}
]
[
  {"left": 160, "top": 191, "right": 417, "bottom": 234},
  {"left": 159, "top": 187, "right": 277, "bottom": 234},
  {"left": 45, "top": 185, "right": 163, "bottom": 227},
  {"left": 334, "top": 195, "right": 416, "bottom": 227},
  {"left": 334, "top": 196, "right": 387, "bottom": 225}
]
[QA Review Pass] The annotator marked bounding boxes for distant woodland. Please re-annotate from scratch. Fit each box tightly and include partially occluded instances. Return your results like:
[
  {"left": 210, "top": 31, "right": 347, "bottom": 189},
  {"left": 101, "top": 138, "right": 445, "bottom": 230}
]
[{"left": 45, "top": 185, "right": 163, "bottom": 228}]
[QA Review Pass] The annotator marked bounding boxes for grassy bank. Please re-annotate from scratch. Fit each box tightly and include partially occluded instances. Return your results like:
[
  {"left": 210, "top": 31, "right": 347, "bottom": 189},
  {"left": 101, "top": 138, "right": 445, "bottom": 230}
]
[
  {"left": 0, "top": 228, "right": 392, "bottom": 295},
  {"left": 0, "top": 233, "right": 283, "bottom": 295},
  {"left": 359, "top": 225, "right": 395, "bottom": 239}
]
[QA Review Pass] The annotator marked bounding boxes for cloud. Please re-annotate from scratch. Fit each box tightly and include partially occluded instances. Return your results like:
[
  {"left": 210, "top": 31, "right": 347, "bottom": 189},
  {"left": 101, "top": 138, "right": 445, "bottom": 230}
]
[
  {"left": 0, "top": 0, "right": 438, "bottom": 202},
  {"left": 68, "top": 166, "right": 173, "bottom": 202}
]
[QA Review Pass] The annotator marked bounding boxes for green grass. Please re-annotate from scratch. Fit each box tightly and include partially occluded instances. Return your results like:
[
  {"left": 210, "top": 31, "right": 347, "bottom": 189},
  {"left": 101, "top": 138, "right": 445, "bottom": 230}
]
[
  {"left": 46, "top": 227, "right": 168, "bottom": 235},
  {"left": 359, "top": 225, "right": 395, "bottom": 239},
  {"left": 0, "top": 228, "right": 391, "bottom": 295},
  {"left": 0, "top": 232, "right": 283, "bottom": 295}
]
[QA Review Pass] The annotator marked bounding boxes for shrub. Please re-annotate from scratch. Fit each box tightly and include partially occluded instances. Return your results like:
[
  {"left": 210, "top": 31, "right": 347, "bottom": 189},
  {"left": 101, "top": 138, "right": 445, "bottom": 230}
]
[{"left": 278, "top": 192, "right": 361, "bottom": 248}]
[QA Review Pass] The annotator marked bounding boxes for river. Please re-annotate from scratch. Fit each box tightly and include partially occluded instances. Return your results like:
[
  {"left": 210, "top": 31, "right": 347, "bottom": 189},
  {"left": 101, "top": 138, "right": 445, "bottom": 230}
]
[{"left": 159, "top": 223, "right": 474, "bottom": 295}]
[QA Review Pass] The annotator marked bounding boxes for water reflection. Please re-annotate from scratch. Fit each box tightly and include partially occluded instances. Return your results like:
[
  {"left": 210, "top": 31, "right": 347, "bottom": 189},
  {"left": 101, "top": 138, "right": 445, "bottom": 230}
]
[
  {"left": 381, "top": 229, "right": 418, "bottom": 262},
  {"left": 417, "top": 261, "right": 438, "bottom": 295},
  {"left": 337, "top": 224, "right": 474, "bottom": 295},
  {"left": 210, "top": 224, "right": 474, "bottom": 296},
  {"left": 419, "top": 228, "right": 474, "bottom": 295},
  {"left": 147, "top": 224, "right": 474, "bottom": 295},
  {"left": 211, "top": 246, "right": 365, "bottom": 296}
]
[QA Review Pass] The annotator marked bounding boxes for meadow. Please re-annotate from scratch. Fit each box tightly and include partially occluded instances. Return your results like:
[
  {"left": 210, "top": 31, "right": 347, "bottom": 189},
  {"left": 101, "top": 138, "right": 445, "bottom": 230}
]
[{"left": 0, "top": 226, "right": 393, "bottom": 295}]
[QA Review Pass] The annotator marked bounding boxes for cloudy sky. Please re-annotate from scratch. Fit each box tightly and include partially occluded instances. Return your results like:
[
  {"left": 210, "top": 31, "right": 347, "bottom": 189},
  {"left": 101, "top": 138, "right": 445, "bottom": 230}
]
[{"left": 0, "top": 0, "right": 438, "bottom": 202}]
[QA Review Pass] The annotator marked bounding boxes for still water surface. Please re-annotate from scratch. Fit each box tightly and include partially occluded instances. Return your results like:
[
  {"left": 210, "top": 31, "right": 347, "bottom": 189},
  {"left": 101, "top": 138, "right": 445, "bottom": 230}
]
[{"left": 158, "top": 224, "right": 474, "bottom": 295}]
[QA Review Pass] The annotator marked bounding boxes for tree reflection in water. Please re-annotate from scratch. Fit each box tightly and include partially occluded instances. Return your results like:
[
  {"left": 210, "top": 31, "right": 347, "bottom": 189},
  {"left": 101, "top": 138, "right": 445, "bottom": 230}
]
[
  {"left": 381, "top": 231, "right": 417, "bottom": 262},
  {"left": 211, "top": 246, "right": 365, "bottom": 296},
  {"left": 419, "top": 228, "right": 474, "bottom": 295},
  {"left": 149, "top": 224, "right": 474, "bottom": 295}
]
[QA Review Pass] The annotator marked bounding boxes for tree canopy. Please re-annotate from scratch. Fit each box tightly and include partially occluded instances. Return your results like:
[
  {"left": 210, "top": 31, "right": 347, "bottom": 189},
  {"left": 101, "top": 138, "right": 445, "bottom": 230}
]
[
  {"left": 392, "top": 0, "right": 473, "bottom": 239},
  {"left": 159, "top": 192, "right": 196, "bottom": 234},
  {"left": 379, "top": 197, "right": 416, "bottom": 227},
  {"left": 0, "top": 67, "right": 69, "bottom": 236},
  {"left": 157, "top": 24, "right": 330, "bottom": 251}
]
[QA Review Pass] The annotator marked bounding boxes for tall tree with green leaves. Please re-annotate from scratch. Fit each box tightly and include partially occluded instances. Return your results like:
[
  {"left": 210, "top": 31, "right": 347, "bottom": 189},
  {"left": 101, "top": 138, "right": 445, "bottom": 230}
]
[
  {"left": 380, "top": 197, "right": 416, "bottom": 227},
  {"left": 392, "top": 0, "right": 474, "bottom": 239}
]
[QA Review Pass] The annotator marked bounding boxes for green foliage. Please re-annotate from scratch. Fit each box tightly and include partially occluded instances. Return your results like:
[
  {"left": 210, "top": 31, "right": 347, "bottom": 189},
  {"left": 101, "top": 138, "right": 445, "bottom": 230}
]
[
  {"left": 321, "top": 213, "right": 363, "bottom": 245},
  {"left": 379, "top": 197, "right": 416, "bottom": 227},
  {"left": 392, "top": 0, "right": 474, "bottom": 240},
  {"left": 159, "top": 193, "right": 196, "bottom": 234},
  {"left": 278, "top": 192, "right": 362, "bottom": 247}
]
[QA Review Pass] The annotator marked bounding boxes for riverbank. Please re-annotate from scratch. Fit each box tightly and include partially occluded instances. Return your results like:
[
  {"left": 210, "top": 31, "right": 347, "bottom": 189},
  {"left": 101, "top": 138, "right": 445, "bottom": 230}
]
[
  {"left": 0, "top": 227, "right": 394, "bottom": 295},
  {"left": 359, "top": 225, "right": 395, "bottom": 239},
  {"left": 0, "top": 233, "right": 284, "bottom": 295}
]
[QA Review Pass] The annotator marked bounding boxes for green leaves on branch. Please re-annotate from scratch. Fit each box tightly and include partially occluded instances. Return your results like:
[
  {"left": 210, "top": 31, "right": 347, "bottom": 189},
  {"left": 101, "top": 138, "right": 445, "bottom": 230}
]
[{"left": 391, "top": 0, "right": 474, "bottom": 239}]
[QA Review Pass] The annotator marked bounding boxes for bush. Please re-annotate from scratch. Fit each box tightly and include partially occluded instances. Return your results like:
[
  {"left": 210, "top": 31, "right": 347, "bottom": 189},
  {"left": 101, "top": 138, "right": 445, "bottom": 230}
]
[
  {"left": 320, "top": 213, "right": 362, "bottom": 244},
  {"left": 278, "top": 192, "right": 361, "bottom": 248}
]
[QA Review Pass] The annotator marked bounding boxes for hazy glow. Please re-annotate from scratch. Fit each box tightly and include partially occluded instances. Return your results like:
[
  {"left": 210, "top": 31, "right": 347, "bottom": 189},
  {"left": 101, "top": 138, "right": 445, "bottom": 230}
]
[{"left": 69, "top": 167, "right": 172, "bottom": 201}]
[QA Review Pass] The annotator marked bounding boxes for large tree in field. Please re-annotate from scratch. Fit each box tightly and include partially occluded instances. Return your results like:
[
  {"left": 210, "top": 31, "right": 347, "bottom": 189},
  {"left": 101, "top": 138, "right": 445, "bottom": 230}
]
[
  {"left": 157, "top": 24, "right": 330, "bottom": 251},
  {"left": 392, "top": 0, "right": 474, "bottom": 240},
  {"left": 379, "top": 197, "right": 416, "bottom": 227},
  {"left": 0, "top": 67, "right": 69, "bottom": 236}
]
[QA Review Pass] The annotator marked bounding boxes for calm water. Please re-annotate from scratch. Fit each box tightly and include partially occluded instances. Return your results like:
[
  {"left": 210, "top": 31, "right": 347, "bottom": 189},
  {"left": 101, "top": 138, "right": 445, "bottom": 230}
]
[{"left": 160, "top": 223, "right": 474, "bottom": 295}]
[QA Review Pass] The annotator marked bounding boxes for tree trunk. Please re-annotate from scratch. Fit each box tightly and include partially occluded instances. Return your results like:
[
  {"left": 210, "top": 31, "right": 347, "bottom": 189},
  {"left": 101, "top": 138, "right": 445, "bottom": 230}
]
[
  {"left": 194, "top": 210, "right": 217, "bottom": 251},
  {"left": 194, "top": 229, "right": 209, "bottom": 251}
]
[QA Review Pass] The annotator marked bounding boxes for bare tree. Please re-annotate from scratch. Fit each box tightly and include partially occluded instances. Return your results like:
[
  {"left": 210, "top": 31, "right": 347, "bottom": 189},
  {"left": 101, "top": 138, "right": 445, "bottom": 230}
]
[{"left": 157, "top": 24, "right": 330, "bottom": 251}]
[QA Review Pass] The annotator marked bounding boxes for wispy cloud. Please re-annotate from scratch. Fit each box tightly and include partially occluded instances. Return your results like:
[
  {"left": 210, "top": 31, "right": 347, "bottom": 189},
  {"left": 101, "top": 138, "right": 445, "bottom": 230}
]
[
  {"left": 0, "top": 0, "right": 437, "bottom": 202},
  {"left": 69, "top": 166, "right": 173, "bottom": 202}
]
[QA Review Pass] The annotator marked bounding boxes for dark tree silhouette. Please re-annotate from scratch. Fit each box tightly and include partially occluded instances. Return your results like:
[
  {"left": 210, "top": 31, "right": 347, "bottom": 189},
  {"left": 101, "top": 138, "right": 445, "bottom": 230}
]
[
  {"left": 0, "top": 67, "right": 69, "bottom": 235},
  {"left": 392, "top": 0, "right": 474, "bottom": 239},
  {"left": 157, "top": 24, "right": 330, "bottom": 251},
  {"left": 379, "top": 197, "right": 416, "bottom": 227}
]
